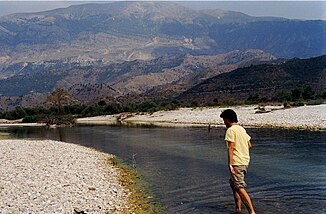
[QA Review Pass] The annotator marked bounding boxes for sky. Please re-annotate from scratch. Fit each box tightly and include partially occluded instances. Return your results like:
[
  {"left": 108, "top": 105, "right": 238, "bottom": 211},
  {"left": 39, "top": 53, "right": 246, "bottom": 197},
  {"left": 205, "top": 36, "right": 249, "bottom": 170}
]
[{"left": 0, "top": 1, "right": 325, "bottom": 20}]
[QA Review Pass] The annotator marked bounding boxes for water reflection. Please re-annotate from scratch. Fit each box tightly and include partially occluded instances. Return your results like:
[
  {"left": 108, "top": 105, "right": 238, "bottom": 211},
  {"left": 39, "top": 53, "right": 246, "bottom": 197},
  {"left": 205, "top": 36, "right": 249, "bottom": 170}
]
[{"left": 2, "top": 126, "right": 326, "bottom": 213}]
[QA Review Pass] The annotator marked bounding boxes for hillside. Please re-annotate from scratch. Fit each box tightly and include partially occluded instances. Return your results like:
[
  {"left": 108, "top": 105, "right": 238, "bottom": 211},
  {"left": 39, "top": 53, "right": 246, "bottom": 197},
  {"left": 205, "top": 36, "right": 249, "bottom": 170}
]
[
  {"left": 178, "top": 55, "right": 326, "bottom": 104},
  {"left": 0, "top": 50, "right": 275, "bottom": 109}
]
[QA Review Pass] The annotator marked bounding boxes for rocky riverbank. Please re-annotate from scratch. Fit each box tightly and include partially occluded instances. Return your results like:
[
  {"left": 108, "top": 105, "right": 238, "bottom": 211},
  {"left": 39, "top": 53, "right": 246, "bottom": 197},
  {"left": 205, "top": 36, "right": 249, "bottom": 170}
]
[
  {"left": 76, "top": 104, "right": 326, "bottom": 131},
  {"left": 0, "top": 140, "right": 129, "bottom": 213}
]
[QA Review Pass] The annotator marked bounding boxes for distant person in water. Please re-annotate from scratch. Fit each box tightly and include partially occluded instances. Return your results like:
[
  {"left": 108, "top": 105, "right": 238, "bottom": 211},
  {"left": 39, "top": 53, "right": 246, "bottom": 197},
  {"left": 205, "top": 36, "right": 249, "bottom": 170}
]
[{"left": 220, "top": 109, "right": 255, "bottom": 214}]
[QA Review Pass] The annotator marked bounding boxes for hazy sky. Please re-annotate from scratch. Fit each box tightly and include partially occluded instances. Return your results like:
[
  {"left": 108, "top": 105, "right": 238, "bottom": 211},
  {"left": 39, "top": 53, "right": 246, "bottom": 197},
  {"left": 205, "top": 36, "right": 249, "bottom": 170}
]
[{"left": 0, "top": 1, "right": 325, "bottom": 20}]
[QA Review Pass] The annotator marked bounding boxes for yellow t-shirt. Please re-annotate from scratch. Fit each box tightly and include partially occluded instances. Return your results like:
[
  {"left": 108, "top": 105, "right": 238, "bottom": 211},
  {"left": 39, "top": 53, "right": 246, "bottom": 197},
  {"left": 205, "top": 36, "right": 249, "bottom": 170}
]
[{"left": 225, "top": 124, "right": 251, "bottom": 166}]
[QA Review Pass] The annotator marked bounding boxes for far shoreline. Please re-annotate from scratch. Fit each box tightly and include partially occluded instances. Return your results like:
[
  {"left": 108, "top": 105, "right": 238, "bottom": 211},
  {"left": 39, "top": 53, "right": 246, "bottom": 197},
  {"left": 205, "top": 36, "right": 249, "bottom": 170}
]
[
  {"left": 76, "top": 104, "right": 326, "bottom": 131},
  {"left": 1, "top": 104, "right": 325, "bottom": 131}
]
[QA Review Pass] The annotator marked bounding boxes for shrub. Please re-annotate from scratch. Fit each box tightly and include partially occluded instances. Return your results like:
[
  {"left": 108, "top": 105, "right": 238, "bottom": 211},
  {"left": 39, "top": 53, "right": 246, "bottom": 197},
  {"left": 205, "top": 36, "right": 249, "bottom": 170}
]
[
  {"left": 291, "top": 101, "right": 305, "bottom": 107},
  {"left": 104, "top": 103, "right": 122, "bottom": 114},
  {"left": 138, "top": 101, "right": 158, "bottom": 112},
  {"left": 246, "top": 93, "right": 261, "bottom": 104},
  {"left": 123, "top": 103, "right": 137, "bottom": 112},
  {"left": 322, "top": 91, "right": 326, "bottom": 99},
  {"left": 277, "top": 91, "right": 291, "bottom": 102},
  {"left": 291, "top": 88, "right": 302, "bottom": 101},
  {"left": 81, "top": 106, "right": 97, "bottom": 117},
  {"left": 48, "top": 114, "right": 75, "bottom": 125},
  {"left": 22, "top": 116, "right": 37, "bottom": 123},
  {"left": 221, "top": 98, "right": 238, "bottom": 106},
  {"left": 302, "top": 86, "right": 315, "bottom": 100},
  {"left": 306, "top": 99, "right": 325, "bottom": 105}
]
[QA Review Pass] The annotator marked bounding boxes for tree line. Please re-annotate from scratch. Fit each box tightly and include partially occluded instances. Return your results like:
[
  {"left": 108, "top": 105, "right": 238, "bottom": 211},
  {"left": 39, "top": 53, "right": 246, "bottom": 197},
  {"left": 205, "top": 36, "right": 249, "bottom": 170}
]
[
  {"left": 0, "top": 86, "right": 325, "bottom": 124},
  {"left": 245, "top": 86, "right": 325, "bottom": 106},
  {"left": 0, "top": 101, "right": 183, "bottom": 124},
  {"left": 0, "top": 87, "right": 185, "bottom": 125}
]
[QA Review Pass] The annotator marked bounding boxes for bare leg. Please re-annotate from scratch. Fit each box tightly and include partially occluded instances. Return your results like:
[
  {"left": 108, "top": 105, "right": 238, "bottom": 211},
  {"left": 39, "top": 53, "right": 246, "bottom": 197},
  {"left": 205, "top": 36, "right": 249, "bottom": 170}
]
[
  {"left": 232, "top": 188, "right": 242, "bottom": 213},
  {"left": 237, "top": 188, "right": 255, "bottom": 214}
]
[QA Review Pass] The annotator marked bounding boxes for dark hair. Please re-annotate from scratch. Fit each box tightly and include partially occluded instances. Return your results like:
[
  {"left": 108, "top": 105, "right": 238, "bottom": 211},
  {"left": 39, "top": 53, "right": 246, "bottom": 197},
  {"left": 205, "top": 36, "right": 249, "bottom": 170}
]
[{"left": 220, "top": 109, "right": 238, "bottom": 123}]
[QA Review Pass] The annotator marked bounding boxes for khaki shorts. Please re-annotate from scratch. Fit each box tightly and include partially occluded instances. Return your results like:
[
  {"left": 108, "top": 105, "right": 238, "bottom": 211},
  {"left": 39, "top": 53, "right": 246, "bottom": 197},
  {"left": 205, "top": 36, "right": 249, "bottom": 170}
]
[{"left": 229, "top": 165, "right": 248, "bottom": 190}]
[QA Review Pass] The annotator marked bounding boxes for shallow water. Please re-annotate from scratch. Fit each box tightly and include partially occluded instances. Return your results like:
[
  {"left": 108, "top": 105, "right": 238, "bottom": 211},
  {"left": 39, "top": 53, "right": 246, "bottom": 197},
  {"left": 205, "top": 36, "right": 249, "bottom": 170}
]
[{"left": 2, "top": 126, "right": 326, "bottom": 213}]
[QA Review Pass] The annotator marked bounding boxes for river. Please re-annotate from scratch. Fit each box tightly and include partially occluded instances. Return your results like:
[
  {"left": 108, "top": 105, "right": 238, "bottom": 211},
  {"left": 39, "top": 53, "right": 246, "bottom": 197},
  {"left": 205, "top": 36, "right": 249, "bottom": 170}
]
[{"left": 2, "top": 125, "right": 326, "bottom": 213}]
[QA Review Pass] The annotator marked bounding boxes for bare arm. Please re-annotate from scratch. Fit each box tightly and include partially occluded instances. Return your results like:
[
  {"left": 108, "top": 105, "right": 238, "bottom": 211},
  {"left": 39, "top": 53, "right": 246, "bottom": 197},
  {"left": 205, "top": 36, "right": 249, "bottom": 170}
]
[
  {"left": 248, "top": 140, "right": 252, "bottom": 149},
  {"left": 227, "top": 141, "right": 236, "bottom": 177}
]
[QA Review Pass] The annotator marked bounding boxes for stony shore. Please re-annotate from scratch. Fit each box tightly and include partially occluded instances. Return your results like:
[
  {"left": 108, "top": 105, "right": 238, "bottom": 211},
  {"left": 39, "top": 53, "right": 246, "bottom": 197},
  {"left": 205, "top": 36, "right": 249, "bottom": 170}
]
[
  {"left": 77, "top": 104, "right": 326, "bottom": 131},
  {"left": 0, "top": 140, "right": 129, "bottom": 213},
  {"left": 0, "top": 119, "right": 45, "bottom": 127}
]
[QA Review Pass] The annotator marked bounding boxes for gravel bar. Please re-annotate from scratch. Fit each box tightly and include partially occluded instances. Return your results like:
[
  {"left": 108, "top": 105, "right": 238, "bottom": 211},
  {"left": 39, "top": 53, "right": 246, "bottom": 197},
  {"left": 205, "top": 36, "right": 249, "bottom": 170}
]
[
  {"left": 122, "top": 104, "right": 326, "bottom": 130},
  {"left": 0, "top": 140, "right": 129, "bottom": 213}
]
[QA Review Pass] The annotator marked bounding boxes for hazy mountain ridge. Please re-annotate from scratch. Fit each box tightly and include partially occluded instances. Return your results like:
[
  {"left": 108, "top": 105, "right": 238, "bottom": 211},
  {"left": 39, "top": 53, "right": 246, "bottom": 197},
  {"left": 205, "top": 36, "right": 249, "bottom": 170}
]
[
  {"left": 209, "top": 20, "right": 325, "bottom": 58},
  {"left": 0, "top": 1, "right": 324, "bottom": 75},
  {"left": 201, "top": 9, "right": 287, "bottom": 23}
]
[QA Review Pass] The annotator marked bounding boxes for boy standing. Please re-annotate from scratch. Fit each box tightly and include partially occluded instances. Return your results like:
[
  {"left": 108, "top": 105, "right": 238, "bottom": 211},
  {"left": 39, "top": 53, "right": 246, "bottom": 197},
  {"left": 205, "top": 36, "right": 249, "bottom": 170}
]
[{"left": 220, "top": 109, "right": 255, "bottom": 214}]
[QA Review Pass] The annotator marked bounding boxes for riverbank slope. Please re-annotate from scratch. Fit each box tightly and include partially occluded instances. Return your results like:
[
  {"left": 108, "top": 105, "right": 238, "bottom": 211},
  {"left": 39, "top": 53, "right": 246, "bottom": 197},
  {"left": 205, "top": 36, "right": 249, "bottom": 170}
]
[{"left": 0, "top": 140, "right": 129, "bottom": 213}]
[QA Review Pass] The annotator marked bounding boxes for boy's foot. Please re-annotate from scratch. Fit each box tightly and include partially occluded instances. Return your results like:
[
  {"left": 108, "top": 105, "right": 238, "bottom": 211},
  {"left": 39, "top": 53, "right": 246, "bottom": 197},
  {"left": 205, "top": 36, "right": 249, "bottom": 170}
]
[{"left": 235, "top": 208, "right": 241, "bottom": 214}]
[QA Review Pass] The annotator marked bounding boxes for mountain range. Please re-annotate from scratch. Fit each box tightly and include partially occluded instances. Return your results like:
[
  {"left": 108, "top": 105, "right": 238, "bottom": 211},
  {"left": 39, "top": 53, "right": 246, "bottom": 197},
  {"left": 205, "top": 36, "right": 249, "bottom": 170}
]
[
  {"left": 0, "top": 2, "right": 324, "bottom": 73},
  {"left": 0, "top": 49, "right": 276, "bottom": 110},
  {"left": 0, "top": 2, "right": 325, "bottom": 109}
]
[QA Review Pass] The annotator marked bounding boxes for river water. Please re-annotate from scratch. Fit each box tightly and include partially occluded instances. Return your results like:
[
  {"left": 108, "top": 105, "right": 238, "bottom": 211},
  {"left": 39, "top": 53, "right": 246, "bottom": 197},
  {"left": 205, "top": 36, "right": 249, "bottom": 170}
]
[{"left": 2, "top": 125, "right": 326, "bottom": 213}]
